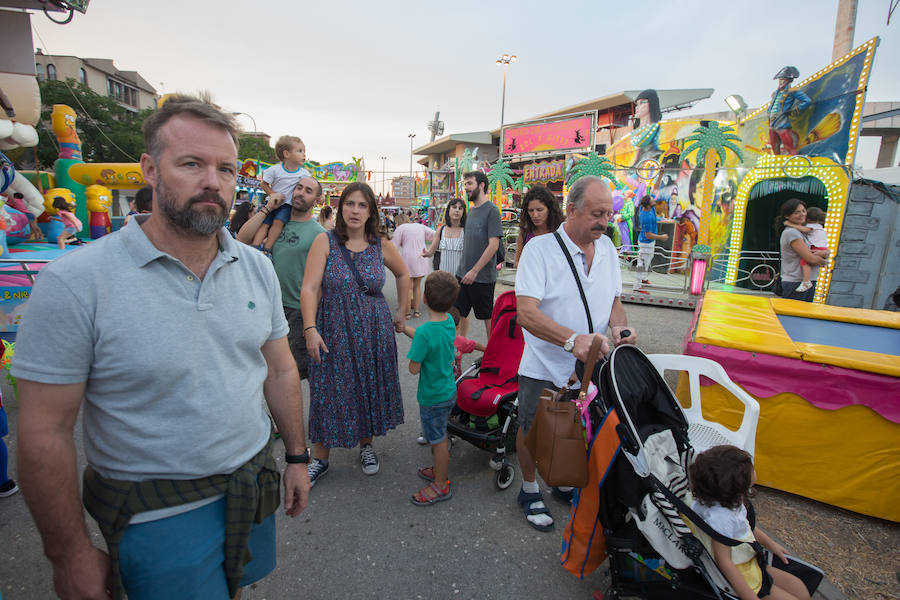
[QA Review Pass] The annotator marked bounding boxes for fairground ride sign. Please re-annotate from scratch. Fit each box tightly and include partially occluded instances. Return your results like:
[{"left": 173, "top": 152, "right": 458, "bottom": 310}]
[
  {"left": 523, "top": 159, "right": 565, "bottom": 184},
  {"left": 501, "top": 112, "right": 595, "bottom": 159}
]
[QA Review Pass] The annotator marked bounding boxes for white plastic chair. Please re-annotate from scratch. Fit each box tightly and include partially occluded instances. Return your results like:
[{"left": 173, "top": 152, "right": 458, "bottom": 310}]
[{"left": 647, "top": 354, "right": 760, "bottom": 457}]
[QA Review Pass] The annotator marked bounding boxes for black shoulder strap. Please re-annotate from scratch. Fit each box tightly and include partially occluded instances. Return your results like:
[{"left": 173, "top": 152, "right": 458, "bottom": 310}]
[
  {"left": 553, "top": 231, "right": 593, "bottom": 333},
  {"left": 333, "top": 231, "right": 382, "bottom": 298}
]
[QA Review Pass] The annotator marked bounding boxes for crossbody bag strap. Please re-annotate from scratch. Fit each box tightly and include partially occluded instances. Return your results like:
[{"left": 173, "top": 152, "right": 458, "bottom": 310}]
[
  {"left": 335, "top": 232, "right": 382, "bottom": 297},
  {"left": 553, "top": 231, "right": 593, "bottom": 333}
]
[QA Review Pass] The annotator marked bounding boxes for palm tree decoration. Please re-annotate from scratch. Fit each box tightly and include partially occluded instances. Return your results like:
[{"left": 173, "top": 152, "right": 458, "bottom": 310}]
[
  {"left": 566, "top": 153, "right": 616, "bottom": 185},
  {"left": 512, "top": 176, "right": 525, "bottom": 194},
  {"left": 487, "top": 159, "right": 515, "bottom": 207},
  {"left": 678, "top": 122, "right": 743, "bottom": 246}
]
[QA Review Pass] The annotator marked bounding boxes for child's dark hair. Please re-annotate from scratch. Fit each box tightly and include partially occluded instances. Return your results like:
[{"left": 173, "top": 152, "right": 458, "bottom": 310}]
[
  {"left": 689, "top": 445, "right": 754, "bottom": 510},
  {"left": 134, "top": 186, "right": 153, "bottom": 213},
  {"left": 52, "top": 196, "right": 70, "bottom": 212},
  {"left": 806, "top": 206, "right": 826, "bottom": 224},
  {"left": 423, "top": 270, "right": 460, "bottom": 313},
  {"left": 449, "top": 306, "right": 461, "bottom": 327}
]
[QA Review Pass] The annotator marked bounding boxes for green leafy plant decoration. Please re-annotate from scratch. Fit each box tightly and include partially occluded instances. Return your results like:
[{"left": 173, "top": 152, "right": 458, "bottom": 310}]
[
  {"left": 567, "top": 153, "right": 616, "bottom": 185},
  {"left": 679, "top": 122, "right": 743, "bottom": 167},
  {"left": 487, "top": 159, "right": 515, "bottom": 198}
]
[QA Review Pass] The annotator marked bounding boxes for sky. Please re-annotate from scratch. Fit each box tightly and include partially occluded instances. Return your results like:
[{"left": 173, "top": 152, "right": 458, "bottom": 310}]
[{"left": 28, "top": 0, "right": 900, "bottom": 193}]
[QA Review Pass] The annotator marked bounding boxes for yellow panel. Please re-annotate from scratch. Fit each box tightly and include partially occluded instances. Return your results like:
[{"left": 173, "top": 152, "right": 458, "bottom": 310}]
[
  {"left": 695, "top": 291, "right": 801, "bottom": 359},
  {"left": 697, "top": 384, "right": 900, "bottom": 522},
  {"left": 772, "top": 298, "right": 900, "bottom": 329},
  {"left": 794, "top": 343, "right": 900, "bottom": 378}
]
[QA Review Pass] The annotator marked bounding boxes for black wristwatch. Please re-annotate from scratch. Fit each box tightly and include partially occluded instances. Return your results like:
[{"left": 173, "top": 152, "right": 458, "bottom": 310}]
[{"left": 285, "top": 449, "right": 310, "bottom": 464}]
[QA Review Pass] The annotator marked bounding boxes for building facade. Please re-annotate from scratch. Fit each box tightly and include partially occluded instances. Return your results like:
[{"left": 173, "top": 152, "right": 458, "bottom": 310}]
[{"left": 34, "top": 50, "right": 157, "bottom": 112}]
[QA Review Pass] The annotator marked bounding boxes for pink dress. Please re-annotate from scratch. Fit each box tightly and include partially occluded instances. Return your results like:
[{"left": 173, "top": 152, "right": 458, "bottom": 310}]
[{"left": 392, "top": 222, "right": 435, "bottom": 278}]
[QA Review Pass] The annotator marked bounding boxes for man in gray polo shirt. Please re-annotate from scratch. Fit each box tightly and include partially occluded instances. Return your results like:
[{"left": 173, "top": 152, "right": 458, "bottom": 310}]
[{"left": 13, "top": 96, "right": 310, "bottom": 599}]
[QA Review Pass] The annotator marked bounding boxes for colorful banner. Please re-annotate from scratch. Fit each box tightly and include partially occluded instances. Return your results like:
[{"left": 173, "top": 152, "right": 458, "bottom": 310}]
[
  {"left": 523, "top": 159, "right": 565, "bottom": 184},
  {"left": 310, "top": 161, "right": 362, "bottom": 183},
  {"left": 501, "top": 114, "right": 594, "bottom": 156},
  {"left": 0, "top": 286, "right": 30, "bottom": 333}
]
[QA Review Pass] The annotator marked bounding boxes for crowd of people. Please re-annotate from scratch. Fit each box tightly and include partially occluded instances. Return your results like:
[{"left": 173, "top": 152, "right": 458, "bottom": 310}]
[{"left": 5, "top": 95, "right": 814, "bottom": 600}]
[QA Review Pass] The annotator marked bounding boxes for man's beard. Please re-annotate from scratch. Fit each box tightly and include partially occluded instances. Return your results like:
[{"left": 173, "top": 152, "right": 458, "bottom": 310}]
[
  {"left": 291, "top": 195, "right": 314, "bottom": 214},
  {"left": 156, "top": 180, "right": 227, "bottom": 237},
  {"left": 466, "top": 188, "right": 481, "bottom": 202}
]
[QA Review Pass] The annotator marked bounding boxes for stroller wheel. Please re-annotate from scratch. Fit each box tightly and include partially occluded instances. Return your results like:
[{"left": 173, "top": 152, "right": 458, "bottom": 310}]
[{"left": 494, "top": 463, "right": 515, "bottom": 490}]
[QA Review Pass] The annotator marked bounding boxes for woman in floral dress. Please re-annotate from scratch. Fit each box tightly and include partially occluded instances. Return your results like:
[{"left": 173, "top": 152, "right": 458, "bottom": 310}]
[{"left": 301, "top": 182, "right": 410, "bottom": 484}]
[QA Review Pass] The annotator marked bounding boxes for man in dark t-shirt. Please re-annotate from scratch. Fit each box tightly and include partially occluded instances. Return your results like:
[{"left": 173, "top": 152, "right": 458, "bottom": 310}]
[{"left": 454, "top": 171, "right": 502, "bottom": 338}]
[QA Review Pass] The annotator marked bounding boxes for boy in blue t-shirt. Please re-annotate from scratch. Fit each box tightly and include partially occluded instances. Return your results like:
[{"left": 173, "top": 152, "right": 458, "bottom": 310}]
[
  {"left": 634, "top": 195, "right": 668, "bottom": 293},
  {"left": 402, "top": 271, "right": 460, "bottom": 506},
  {"left": 251, "top": 135, "right": 310, "bottom": 255}
]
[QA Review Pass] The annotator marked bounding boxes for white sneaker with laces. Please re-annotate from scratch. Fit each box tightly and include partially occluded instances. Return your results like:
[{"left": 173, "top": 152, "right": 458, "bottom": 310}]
[
  {"left": 360, "top": 444, "right": 380, "bottom": 475},
  {"left": 307, "top": 459, "right": 329, "bottom": 487},
  {"left": 796, "top": 281, "right": 812, "bottom": 293}
]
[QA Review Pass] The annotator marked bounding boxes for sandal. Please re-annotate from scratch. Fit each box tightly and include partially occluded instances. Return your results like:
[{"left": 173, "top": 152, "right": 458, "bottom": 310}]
[
  {"left": 413, "top": 311, "right": 421, "bottom": 318},
  {"left": 411, "top": 481, "right": 452, "bottom": 506},
  {"left": 417, "top": 466, "right": 434, "bottom": 481},
  {"left": 517, "top": 489, "right": 554, "bottom": 532}
]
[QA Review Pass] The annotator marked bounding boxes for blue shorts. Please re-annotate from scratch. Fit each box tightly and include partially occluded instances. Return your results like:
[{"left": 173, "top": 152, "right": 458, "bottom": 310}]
[
  {"left": 0, "top": 406, "right": 8, "bottom": 438},
  {"left": 118, "top": 496, "right": 276, "bottom": 599},
  {"left": 262, "top": 203, "right": 292, "bottom": 226},
  {"left": 419, "top": 397, "right": 455, "bottom": 444}
]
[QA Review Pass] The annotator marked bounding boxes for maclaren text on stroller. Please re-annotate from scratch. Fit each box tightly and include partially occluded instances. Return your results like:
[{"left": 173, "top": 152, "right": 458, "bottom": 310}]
[{"left": 449, "top": 290, "right": 523, "bottom": 490}]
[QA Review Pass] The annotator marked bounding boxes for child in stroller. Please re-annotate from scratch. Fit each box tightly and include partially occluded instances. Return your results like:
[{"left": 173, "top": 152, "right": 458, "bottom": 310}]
[
  {"left": 446, "top": 290, "right": 524, "bottom": 491},
  {"left": 568, "top": 345, "right": 823, "bottom": 600},
  {"left": 690, "top": 446, "right": 809, "bottom": 600}
]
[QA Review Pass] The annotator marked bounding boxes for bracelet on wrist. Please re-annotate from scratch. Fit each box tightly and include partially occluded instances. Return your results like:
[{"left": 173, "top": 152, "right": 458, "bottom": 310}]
[
  {"left": 261, "top": 207, "right": 271, "bottom": 215},
  {"left": 303, "top": 325, "right": 317, "bottom": 332}
]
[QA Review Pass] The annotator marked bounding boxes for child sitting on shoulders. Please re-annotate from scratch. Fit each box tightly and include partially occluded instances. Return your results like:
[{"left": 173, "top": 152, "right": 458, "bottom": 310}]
[
  {"left": 251, "top": 135, "right": 310, "bottom": 256},
  {"left": 783, "top": 206, "right": 828, "bottom": 293},
  {"left": 401, "top": 270, "right": 460, "bottom": 506},
  {"left": 689, "top": 445, "right": 810, "bottom": 600}
]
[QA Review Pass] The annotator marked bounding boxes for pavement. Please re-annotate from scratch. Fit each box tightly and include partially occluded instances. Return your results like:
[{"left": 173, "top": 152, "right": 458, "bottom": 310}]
[{"left": 0, "top": 271, "right": 841, "bottom": 599}]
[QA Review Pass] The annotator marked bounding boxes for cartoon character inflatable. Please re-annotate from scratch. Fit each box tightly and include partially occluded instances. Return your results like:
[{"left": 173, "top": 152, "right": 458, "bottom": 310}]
[
  {"left": 85, "top": 184, "right": 112, "bottom": 239},
  {"left": 39, "top": 188, "right": 76, "bottom": 243}
]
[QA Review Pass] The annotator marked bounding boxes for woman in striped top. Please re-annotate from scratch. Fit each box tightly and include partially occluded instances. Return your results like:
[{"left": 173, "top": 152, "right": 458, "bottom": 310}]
[{"left": 423, "top": 197, "right": 466, "bottom": 277}]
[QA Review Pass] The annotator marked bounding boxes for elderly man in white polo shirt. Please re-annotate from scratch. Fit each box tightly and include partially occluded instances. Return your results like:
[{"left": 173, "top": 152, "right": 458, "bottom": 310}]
[{"left": 514, "top": 175, "right": 637, "bottom": 532}]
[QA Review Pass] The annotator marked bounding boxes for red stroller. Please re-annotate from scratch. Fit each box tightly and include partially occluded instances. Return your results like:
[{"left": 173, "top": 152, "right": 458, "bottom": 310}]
[{"left": 449, "top": 290, "right": 524, "bottom": 490}]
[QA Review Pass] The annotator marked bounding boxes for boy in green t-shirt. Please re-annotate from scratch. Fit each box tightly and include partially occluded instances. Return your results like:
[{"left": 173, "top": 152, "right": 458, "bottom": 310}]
[{"left": 403, "top": 271, "right": 460, "bottom": 506}]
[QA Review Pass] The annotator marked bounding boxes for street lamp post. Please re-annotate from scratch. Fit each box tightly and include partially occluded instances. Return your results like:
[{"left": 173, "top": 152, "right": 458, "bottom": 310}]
[
  {"left": 408, "top": 132, "right": 416, "bottom": 181},
  {"left": 495, "top": 54, "right": 517, "bottom": 133},
  {"left": 380, "top": 155, "right": 387, "bottom": 197},
  {"left": 407, "top": 133, "right": 416, "bottom": 194}
]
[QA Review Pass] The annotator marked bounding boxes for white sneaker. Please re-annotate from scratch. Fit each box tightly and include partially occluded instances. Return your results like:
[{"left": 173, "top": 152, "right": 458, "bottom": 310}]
[
  {"left": 360, "top": 444, "right": 380, "bottom": 475},
  {"left": 796, "top": 281, "right": 812, "bottom": 293}
]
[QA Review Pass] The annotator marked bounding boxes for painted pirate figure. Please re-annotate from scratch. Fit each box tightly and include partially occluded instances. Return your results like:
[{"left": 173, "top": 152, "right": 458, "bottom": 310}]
[{"left": 768, "top": 66, "right": 811, "bottom": 155}]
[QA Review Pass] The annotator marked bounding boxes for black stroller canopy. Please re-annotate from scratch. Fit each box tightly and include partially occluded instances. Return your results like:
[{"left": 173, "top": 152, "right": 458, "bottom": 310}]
[{"left": 604, "top": 345, "right": 690, "bottom": 448}]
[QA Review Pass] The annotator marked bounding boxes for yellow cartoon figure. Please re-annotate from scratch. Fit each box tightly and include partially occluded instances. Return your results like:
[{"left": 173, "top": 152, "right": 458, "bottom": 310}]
[
  {"left": 40, "top": 188, "right": 82, "bottom": 247},
  {"left": 85, "top": 184, "right": 112, "bottom": 239},
  {"left": 50, "top": 105, "right": 81, "bottom": 160}
]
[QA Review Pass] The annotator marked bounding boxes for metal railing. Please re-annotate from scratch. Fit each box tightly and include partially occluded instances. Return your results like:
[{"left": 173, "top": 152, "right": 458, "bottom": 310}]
[
  {"left": 618, "top": 245, "right": 691, "bottom": 293},
  {"left": 0, "top": 258, "right": 53, "bottom": 285},
  {"left": 707, "top": 250, "right": 780, "bottom": 291}
]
